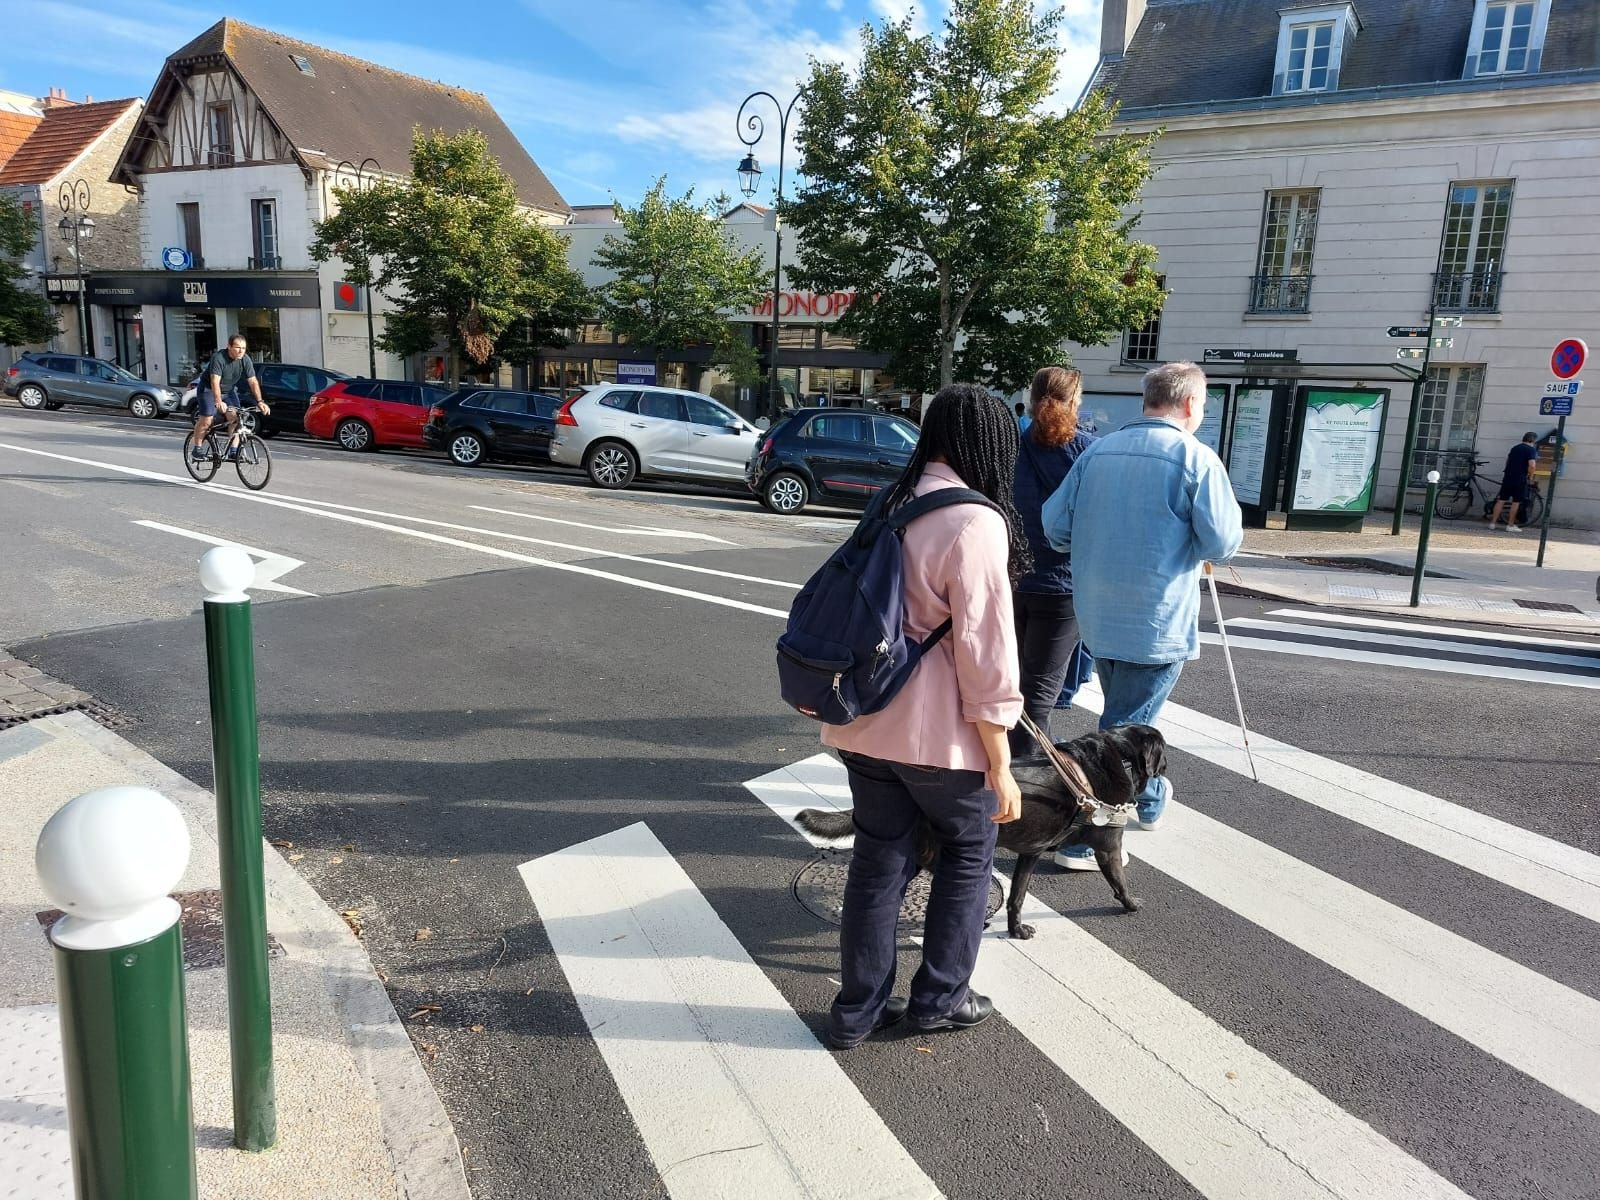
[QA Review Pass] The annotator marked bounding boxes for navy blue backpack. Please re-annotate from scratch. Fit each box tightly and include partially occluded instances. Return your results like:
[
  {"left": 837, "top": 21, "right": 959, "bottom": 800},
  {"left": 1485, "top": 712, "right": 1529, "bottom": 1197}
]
[{"left": 777, "top": 486, "right": 998, "bottom": 724}]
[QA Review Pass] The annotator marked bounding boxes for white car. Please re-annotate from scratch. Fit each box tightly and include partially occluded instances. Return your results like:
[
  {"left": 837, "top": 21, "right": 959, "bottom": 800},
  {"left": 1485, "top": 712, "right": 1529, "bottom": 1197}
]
[{"left": 549, "top": 384, "right": 761, "bottom": 490}]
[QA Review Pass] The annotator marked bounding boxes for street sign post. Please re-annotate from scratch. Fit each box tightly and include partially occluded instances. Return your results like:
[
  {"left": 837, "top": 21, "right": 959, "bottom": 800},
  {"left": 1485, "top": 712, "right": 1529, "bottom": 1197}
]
[{"left": 1388, "top": 326, "right": 1429, "bottom": 338}]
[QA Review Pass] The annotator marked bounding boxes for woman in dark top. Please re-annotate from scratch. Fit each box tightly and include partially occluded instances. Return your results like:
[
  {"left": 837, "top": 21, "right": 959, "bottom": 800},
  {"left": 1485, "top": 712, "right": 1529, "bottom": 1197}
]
[{"left": 1009, "top": 366, "right": 1095, "bottom": 758}]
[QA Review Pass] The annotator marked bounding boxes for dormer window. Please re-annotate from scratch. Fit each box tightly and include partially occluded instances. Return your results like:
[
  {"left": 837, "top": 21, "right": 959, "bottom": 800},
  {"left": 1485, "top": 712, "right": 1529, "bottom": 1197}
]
[
  {"left": 1273, "top": 5, "right": 1360, "bottom": 96},
  {"left": 1465, "top": 0, "right": 1551, "bottom": 78}
]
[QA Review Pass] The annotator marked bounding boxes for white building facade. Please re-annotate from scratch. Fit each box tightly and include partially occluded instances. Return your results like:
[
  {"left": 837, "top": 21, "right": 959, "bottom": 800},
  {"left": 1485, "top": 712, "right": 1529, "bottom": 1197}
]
[{"left": 1077, "top": 0, "right": 1600, "bottom": 528}]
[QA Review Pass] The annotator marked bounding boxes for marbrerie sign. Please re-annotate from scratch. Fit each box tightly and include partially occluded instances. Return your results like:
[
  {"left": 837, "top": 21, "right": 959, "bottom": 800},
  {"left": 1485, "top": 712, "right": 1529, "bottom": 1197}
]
[{"left": 749, "top": 290, "right": 859, "bottom": 321}]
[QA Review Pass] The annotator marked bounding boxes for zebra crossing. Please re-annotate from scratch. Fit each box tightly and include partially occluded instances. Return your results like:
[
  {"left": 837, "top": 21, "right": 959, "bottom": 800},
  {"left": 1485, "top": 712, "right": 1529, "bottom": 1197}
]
[
  {"left": 514, "top": 694, "right": 1600, "bottom": 1200},
  {"left": 1203, "top": 607, "right": 1600, "bottom": 689}
]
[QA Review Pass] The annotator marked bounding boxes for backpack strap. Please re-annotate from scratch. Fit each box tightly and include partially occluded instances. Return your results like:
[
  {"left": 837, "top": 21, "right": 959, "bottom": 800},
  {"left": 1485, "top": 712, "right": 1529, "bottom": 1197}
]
[{"left": 888, "top": 487, "right": 1003, "bottom": 652}]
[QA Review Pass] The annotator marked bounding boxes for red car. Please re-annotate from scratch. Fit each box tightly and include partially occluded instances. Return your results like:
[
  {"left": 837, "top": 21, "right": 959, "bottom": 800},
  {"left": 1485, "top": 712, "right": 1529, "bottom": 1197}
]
[{"left": 303, "top": 379, "right": 453, "bottom": 452}]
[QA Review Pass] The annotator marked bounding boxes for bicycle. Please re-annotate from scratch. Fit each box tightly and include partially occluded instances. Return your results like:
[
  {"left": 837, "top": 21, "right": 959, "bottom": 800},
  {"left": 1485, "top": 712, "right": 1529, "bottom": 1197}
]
[
  {"left": 1433, "top": 455, "right": 1543, "bottom": 525},
  {"left": 183, "top": 405, "right": 272, "bottom": 491}
]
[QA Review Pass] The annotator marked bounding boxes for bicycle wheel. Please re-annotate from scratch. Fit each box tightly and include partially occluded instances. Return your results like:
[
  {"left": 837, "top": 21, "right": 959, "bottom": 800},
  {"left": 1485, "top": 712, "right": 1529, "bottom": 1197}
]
[
  {"left": 233, "top": 433, "right": 272, "bottom": 491},
  {"left": 183, "top": 429, "right": 221, "bottom": 482},
  {"left": 1434, "top": 483, "right": 1471, "bottom": 520},
  {"left": 1520, "top": 488, "right": 1544, "bottom": 526}
]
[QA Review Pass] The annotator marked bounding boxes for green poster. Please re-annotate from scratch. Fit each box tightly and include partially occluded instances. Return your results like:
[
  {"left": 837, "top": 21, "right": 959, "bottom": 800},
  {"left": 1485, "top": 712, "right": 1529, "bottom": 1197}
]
[{"left": 1291, "top": 389, "right": 1387, "bottom": 512}]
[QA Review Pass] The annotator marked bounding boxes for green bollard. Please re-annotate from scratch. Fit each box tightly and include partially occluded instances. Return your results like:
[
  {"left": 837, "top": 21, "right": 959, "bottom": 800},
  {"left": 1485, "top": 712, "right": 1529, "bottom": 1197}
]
[
  {"left": 200, "top": 546, "right": 277, "bottom": 1152},
  {"left": 1411, "top": 470, "right": 1440, "bottom": 607},
  {"left": 37, "top": 786, "right": 198, "bottom": 1200}
]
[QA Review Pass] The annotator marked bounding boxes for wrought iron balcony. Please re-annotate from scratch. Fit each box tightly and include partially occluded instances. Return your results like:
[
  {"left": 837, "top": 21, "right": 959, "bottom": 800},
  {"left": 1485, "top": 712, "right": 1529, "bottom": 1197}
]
[
  {"left": 1248, "top": 273, "right": 1313, "bottom": 314},
  {"left": 1433, "top": 269, "right": 1502, "bottom": 314},
  {"left": 248, "top": 255, "right": 281, "bottom": 270}
]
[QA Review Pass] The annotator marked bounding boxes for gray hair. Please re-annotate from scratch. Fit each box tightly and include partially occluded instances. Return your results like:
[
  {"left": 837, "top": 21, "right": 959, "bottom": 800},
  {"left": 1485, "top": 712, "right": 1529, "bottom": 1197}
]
[{"left": 1143, "top": 361, "right": 1206, "bottom": 414}]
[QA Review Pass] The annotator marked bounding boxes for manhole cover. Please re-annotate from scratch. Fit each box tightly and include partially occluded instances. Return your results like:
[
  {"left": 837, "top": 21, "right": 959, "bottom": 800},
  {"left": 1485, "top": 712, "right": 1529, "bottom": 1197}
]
[
  {"left": 794, "top": 852, "right": 1004, "bottom": 936},
  {"left": 0, "top": 696, "right": 136, "bottom": 733}
]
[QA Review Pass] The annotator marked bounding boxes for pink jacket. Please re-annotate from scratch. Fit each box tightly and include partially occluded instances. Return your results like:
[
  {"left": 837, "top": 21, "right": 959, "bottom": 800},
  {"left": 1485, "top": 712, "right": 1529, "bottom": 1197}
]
[{"left": 822, "top": 463, "right": 1023, "bottom": 771}]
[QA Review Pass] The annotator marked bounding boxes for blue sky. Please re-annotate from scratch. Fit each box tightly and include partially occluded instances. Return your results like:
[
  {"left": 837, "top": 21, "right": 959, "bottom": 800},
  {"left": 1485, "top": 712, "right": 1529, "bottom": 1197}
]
[{"left": 11, "top": 0, "right": 1105, "bottom": 209}]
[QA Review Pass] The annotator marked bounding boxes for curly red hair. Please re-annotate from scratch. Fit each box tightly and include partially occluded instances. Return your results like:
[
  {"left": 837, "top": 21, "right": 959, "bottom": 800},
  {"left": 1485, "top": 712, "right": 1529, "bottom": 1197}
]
[{"left": 1028, "top": 366, "right": 1082, "bottom": 448}]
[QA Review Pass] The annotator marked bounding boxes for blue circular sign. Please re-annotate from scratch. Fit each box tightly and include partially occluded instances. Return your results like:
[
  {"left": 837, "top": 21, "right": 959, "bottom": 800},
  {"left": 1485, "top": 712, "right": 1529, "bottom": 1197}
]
[{"left": 160, "top": 246, "right": 192, "bottom": 271}]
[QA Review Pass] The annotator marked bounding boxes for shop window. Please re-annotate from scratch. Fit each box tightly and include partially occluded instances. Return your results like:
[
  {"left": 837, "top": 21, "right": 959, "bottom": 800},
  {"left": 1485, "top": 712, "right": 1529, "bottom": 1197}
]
[
  {"left": 1410, "top": 364, "right": 1485, "bottom": 485},
  {"left": 237, "top": 308, "right": 281, "bottom": 362},
  {"left": 778, "top": 325, "right": 817, "bottom": 349},
  {"left": 164, "top": 307, "right": 217, "bottom": 385},
  {"left": 821, "top": 327, "right": 860, "bottom": 350}
]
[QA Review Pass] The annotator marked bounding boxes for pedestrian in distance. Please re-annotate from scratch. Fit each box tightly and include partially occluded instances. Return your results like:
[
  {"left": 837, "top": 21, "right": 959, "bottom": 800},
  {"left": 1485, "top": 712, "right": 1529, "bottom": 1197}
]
[
  {"left": 820, "top": 383, "right": 1029, "bottom": 1050},
  {"left": 1488, "top": 432, "right": 1539, "bottom": 532},
  {"left": 1013, "top": 399, "right": 1031, "bottom": 432},
  {"left": 1041, "top": 361, "right": 1242, "bottom": 866},
  {"left": 1008, "top": 366, "right": 1095, "bottom": 759}
]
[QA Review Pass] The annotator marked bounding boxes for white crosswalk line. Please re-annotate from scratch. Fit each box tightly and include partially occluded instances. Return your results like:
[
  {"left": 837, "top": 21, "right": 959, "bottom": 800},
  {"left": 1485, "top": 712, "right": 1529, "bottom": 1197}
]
[
  {"left": 1265, "top": 608, "right": 1600, "bottom": 650},
  {"left": 1197, "top": 630, "right": 1600, "bottom": 688},
  {"left": 518, "top": 821, "right": 938, "bottom": 1200},
  {"left": 1071, "top": 681, "right": 1600, "bottom": 925},
  {"left": 1224, "top": 617, "right": 1600, "bottom": 670},
  {"left": 745, "top": 754, "right": 856, "bottom": 848}
]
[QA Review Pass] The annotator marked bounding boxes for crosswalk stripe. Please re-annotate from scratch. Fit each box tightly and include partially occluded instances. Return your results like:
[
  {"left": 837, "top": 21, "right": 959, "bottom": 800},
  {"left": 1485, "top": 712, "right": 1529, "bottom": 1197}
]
[
  {"left": 745, "top": 761, "right": 1471, "bottom": 1199},
  {"left": 1224, "top": 617, "right": 1600, "bottom": 670},
  {"left": 518, "top": 821, "right": 939, "bottom": 1200},
  {"left": 1071, "top": 682, "right": 1600, "bottom": 925},
  {"left": 1264, "top": 608, "right": 1600, "bottom": 651},
  {"left": 1197, "top": 630, "right": 1600, "bottom": 688}
]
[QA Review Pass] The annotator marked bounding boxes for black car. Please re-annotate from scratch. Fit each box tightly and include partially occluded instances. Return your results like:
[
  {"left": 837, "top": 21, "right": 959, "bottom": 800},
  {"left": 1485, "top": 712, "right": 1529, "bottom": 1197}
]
[
  {"left": 178, "top": 361, "right": 348, "bottom": 437},
  {"left": 746, "top": 407, "right": 921, "bottom": 515},
  {"left": 423, "top": 387, "right": 564, "bottom": 467}
]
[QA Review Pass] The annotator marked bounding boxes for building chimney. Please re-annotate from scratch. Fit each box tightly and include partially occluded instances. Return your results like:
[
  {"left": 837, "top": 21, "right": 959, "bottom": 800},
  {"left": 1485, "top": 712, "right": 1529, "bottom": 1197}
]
[
  {"left": 1100, "top": 0, "right": 1148, "bottom": 59},
  {"left": 42, "top": 86, "right": 79, "bottom": 109}
]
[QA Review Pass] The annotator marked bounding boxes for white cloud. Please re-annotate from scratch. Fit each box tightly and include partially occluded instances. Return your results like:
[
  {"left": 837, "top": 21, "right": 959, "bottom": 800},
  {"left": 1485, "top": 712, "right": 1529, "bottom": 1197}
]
[{"left": 869, "top": 0, "right": 931, "bottom": 37}]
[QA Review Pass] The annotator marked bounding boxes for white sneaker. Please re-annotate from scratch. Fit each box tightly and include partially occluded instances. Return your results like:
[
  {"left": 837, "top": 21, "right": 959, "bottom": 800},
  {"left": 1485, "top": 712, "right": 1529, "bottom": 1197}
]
[
  {"left": 1054, "top": 844, "right": 1130, "bottom": 870},
  {"left": 1506, "top": 524, "right": 1521, "bottom": 532}
]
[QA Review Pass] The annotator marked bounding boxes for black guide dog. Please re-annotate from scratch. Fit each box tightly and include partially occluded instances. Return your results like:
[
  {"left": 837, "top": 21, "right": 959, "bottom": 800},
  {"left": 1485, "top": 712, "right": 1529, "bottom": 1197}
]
[{"left": 794, "top": 725, "right": 1168, "bottom": 939}]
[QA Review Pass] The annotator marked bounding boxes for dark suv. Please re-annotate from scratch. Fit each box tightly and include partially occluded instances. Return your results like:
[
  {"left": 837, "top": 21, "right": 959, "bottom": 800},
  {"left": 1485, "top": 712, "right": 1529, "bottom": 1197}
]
[
  {"left": 178, "top": 362, "right": 347, "bottom": 437},
  {"left": 745, "top": 407, "right": 921, "bottom": 514},
  {"left": 423, "top": 388, "right": 564, "bottom": 467}
]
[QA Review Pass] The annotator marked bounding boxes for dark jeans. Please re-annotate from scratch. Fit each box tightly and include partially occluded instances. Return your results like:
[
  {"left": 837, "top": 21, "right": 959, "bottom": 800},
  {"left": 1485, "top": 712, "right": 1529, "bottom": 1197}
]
[
  {"left": 1008, "top": 589, "right": 1079, "bottom": 757},
  {"left": 1095, "top": 657, "right": 1184, "bottom": 805},
  {"left": 830, "top": 752, "right": 998, "bottom": 1039}
]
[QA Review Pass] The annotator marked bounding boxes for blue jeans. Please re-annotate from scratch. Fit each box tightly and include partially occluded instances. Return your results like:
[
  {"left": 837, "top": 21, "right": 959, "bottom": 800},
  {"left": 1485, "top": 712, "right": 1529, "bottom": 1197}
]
[
  {"left": 1095, "top": 658, "right": 1183, "bottom": 804},
  {"left": 830, "top": 752, "right": 997, "bottom": 1040}
]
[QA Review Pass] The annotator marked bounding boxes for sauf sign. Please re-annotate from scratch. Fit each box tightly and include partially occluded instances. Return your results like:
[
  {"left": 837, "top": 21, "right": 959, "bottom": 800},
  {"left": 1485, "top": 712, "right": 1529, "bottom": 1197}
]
[{"left": 750, "top": 290, "right": 859, "bottom": 321}]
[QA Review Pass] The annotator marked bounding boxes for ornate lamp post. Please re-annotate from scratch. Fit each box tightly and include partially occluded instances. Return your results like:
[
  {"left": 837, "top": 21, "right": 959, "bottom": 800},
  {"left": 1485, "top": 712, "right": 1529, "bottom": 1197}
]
[
  {"left": 333, "top": 158, "right": 382, "bottom": 378},
  {"left": 736, "top": 90, "right": 803, "bottom": 419},
  {"left": 57, "top": 179, "right": 95, "bottom": 356}
]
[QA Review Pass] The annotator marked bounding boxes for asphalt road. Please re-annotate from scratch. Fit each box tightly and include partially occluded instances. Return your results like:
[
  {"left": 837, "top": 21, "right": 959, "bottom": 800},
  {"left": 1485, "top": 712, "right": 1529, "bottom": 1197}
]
[{"left": 4, "top": 400, "right": 1599, "bottom": 1200}]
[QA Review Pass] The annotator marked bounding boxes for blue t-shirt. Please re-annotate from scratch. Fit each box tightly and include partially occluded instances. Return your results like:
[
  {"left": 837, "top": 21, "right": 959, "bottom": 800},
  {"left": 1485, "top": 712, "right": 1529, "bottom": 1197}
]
[{"left": 1502, "top": 442, "right": 1537, "bottom": 486}]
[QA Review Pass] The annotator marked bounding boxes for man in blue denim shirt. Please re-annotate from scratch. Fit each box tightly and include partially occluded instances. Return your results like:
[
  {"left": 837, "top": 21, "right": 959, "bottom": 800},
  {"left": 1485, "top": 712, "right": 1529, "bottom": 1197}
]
[{"left": 1040, "top": 362, "right": 1242, "bottom": 860}]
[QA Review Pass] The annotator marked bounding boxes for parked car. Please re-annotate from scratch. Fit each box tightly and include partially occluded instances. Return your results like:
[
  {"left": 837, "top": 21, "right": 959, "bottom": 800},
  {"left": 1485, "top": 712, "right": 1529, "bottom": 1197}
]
[
  {"left": 423, "top": 387, "right": 564, "bottom": 466},
  {"left": 548, "top": 384, "right": 761, "bottom": 490},
  {"left": 303, "top": 379, "right": 453, "bottom": 451},
  {"left": 745, "top": 407, "right": 921, "bottom": 515},
  {"left": 179, "top": 362, "right": 349, "bottom": 438},
  {"left": 4, "top": 352, "right": 180, "bottom": 419}
]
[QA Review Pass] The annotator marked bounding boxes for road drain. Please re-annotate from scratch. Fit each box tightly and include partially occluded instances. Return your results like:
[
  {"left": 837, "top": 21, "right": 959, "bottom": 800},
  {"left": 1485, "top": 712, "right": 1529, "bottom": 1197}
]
[
  {"left": 0, "top": 695, "right": 136, "bottom": 733},
  {"left": 794, "top": 851, "right": 1005, "bottom": 937}
]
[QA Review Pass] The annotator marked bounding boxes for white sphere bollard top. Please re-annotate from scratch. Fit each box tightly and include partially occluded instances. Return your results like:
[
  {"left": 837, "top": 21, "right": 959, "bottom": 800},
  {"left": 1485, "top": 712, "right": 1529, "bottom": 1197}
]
[
  {"left": 36, "top": 786, "right": 191, "bottom": 951},
  {"left": 1426, "top": 470, "right": 1441, "bottom": 485},
  {"left": 200, "top": 544, "right": 255, "bottom": 603}
]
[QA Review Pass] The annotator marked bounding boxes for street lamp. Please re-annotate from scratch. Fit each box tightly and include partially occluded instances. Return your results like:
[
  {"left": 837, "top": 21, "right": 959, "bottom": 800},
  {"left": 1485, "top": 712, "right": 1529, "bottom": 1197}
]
[
  {"left": 57, "top": 179, "right": 95, "bottom": 356},
  {"left": 736, "top": 89, "right": 804, "bottom": 420},
  {"left": 333, "top": 158, "right": 382, "bottom": 378}
]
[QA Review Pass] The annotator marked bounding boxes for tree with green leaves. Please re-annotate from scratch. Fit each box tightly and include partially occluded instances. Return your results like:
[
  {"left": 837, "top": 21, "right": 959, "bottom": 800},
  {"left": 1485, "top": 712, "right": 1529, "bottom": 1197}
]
[
  {"left": 786, "top": 0, "right": 1164, "bottom": 394},
  {"left": 0, "top": 193, "right": 58, "bottom": 349},
  {"left": 592, "top": 178, "right": 768, "bottom": 388},
  {"left": 310, "top": 129, "right": 591, "bottom": 379}
]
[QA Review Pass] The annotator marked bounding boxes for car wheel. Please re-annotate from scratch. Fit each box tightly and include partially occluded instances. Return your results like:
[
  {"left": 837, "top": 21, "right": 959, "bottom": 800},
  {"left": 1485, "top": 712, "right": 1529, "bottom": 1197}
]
[
  {"left": 763, "top": 471, "right": 809, "bottom": 515},
  {"left": 128, "top": 394, "right": 159, "bottom": 419},
  {"left": 449, "top": 431, "right": 486, "bottom": 467},
  {"left": 336, "top": 418, "right": 373, "bottom": 452},
  {"left": 586, "top": 441, "right": 638, "bottom": 489},
  {"left": 16, "top": 384, "right": 47, "bottom": 410}
]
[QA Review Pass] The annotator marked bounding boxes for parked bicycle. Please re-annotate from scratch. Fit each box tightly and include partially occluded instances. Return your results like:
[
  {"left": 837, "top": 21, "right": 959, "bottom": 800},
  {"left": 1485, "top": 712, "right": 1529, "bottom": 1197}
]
[
  {"left": 1433, "top": 455, "right": 1543, "bottom": 525},
  {"left": 182, "top": 409, "right": 272, "bottom": 491}
]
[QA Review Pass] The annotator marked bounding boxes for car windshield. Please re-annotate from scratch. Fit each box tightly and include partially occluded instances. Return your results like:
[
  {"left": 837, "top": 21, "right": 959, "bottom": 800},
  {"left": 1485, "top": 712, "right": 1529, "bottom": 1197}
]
[{"left": 100, "top": 361, "right": 140, "bottom": 381}]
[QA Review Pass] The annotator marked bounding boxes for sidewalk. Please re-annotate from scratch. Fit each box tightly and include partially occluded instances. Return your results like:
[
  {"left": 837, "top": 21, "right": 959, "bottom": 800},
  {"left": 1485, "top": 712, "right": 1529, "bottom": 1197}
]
[
  {"left": 1223, "top": 513, "right": 1600, "bottom": 635},
  {"left": 0, "top": 711, "right": 470, "bottom": 1200}
]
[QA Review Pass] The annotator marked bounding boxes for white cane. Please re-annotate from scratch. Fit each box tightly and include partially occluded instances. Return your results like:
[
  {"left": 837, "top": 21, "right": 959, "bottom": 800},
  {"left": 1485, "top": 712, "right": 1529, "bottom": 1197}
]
[{"left": 1203, "top": 561, "right": 1259, "bottom": 782}]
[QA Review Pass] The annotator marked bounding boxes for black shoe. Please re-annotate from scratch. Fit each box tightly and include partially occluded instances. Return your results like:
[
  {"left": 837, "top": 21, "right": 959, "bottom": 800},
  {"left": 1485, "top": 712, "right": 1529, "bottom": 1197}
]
[
  {"left": 913, "top": 991, "right": 993, "bottom": 1032},
  {"left": 826, "top": 997, "right": 909, "bottom": 1050}
]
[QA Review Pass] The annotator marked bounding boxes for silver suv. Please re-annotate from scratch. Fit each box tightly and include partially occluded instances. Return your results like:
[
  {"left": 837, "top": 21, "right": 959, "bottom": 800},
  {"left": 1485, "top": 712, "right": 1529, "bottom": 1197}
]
[
  {"left": 5, "top": 352, "right": 180, "bottom": 419},
  {"left": 549, "top": 384, "right": 761, "bottom": 490}
]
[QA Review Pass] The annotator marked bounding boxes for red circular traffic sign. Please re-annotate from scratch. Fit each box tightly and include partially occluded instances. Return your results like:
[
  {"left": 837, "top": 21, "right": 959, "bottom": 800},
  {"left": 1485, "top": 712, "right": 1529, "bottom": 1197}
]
[
  {"left": 1551, "top": 338, "right": 1587, "bottom": 379},
  {"left": 337, "top": 282, "right": 357, "bottom": 305}
]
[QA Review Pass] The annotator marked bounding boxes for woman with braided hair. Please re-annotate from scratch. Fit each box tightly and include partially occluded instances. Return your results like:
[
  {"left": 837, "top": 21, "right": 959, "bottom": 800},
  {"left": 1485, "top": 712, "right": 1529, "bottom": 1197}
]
[{"left": 820, "top": 383, "right": 1028, "bottom": 1050}]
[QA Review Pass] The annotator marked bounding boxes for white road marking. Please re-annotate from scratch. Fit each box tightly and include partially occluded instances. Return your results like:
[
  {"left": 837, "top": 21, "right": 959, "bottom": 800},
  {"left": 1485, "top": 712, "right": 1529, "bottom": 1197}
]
[
  {"left": 518, "top": 821, "right": 938, "bottom": 1200},
  {"left": 1264, "top": 608, "right": 1600, "bottom": 651},
  {"left": 1197, "top": 630, "right": 1600, "bottom": 689},
  {"left": 471, "top": 504, "right": 737, "bottom": 545},
  {"left": 1226, "top": 617, "right": 1600, "bottom": 669},
  {"left": 742, "top": 760, "right": 1471, "bottom": 1200},
  {"left": 132, "top": 520, "right": 316, "bottom": 596}
]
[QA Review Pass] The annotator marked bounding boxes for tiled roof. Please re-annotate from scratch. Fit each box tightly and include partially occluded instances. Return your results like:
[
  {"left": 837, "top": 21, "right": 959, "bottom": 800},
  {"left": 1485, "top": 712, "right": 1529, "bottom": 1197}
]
[
  {"left": 1100, "top": 0, "right": 1600, "bottom": 111},
  {"left": 0, "top": 112, "right": 42, "bottom": 171},
  {"left": 130, "top": 19, "right": 566, "bottom": 213},
  {"left": 0, "top": 99, "right": 138, "bottom": 186}
]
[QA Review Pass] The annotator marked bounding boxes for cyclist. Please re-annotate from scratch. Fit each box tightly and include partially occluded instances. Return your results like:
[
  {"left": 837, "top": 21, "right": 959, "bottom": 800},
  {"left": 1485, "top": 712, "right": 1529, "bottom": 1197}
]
[
  {"left": 192, "top": 335, "right": 270, "bottom": 461},
  {"left": 1488, "top": 431, "right": 1538, "bottom": 532}
]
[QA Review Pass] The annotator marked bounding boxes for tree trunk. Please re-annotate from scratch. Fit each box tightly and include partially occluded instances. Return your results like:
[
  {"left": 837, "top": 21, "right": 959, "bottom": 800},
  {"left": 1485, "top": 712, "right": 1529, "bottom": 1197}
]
[{"left": 939, "top": 335, "right": 955, "bottom": 389}]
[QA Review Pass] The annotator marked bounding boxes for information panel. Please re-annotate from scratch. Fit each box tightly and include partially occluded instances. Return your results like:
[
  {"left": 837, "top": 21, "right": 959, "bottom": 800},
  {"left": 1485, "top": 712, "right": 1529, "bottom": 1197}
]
[
  {"left": 1289, "top": 388, "right": 1389, "bottom": 513},
  {"left": 1226, "top": 387, "right": 1275, "bottom": 508},
  {"left": 1079, "top": 392, "right": 1145, "bottom": 438},
  {"left": 1196, "top": 385, "right": 1228, "bottom": 456}
]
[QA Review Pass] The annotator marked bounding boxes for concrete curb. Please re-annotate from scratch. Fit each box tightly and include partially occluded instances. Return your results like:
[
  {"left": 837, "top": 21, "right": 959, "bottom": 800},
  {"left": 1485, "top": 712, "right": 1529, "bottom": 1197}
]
[{"left": 51, "top": 711, "right": 471, "bottom": 1200}]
